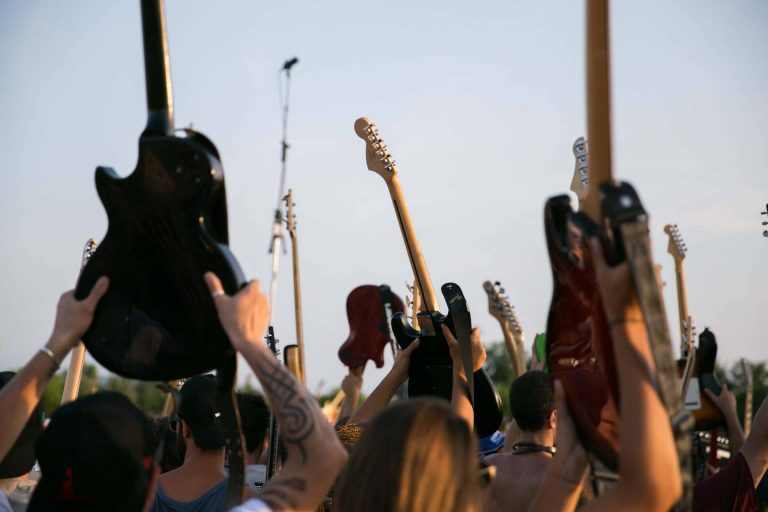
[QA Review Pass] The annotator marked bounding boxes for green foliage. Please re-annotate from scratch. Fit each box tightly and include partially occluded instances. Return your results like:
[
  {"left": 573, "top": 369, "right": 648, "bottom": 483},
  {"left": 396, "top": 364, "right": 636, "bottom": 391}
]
[
  {"left": 715, "top": 360, "right": 768, "bottom": 428},
  {"left": 485, "top": 341, "right": 518, "bottom": 420},
  {"left": 41, "top": 364, "right": 169, "bottom": 418}
]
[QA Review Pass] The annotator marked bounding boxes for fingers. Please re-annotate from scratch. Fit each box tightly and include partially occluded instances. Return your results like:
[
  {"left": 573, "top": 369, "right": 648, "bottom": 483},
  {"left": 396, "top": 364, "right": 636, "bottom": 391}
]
[
  {"left": 402, "top": 338, "right": 420, "bottom": 354},
  {"left": 441, "top": 324, "right": 458, "bottom": 346},
  {"left": 204, "top": 272, "right": 224, "bottom": 295},
  {"left": 589, "top": 237, "right": 606, "bottom": 270},
  {"left": 84, "top": 276, "right": 110, "bottom": 309},
  {"left": 703, "top": 388, "right": 715, "bottom": 400},
  {"left": 351, "top": 364, "right": 365, "bottom": 377}
]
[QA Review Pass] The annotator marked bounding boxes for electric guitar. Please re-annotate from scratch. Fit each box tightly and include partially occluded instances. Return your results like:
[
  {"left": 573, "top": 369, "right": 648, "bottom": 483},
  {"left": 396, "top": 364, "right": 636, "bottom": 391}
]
[
  {"left": 61, "top": 239, "right": 99, "bottom": 404},
  {"left": 483, "top": 280, "right": 526, "bottom": 378},
  {"left": 338, "top": 285, "right": 405, "bottom": 369},
  {"left": 664, "top": 224, "right": 723, "bottom": 430},
  {"left": 265, "top": 327, "right": 280, "bottom": 481},
  {"left": 354, "top": 118, "right": 503, "bottom": 437},
  {"left": 284, "top": 189, "right": 306, "bottom": 382},
  {"left": 74, "top": 1, "right": 246, "bottom": 506},
  {"left": 545, "top": 3, "right": 691, "bottom": 492}
]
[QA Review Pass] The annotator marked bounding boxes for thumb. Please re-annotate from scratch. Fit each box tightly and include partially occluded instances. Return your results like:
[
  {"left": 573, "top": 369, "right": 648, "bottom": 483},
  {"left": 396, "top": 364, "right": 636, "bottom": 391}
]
[
  {"left": 403, "top": 338, "right": 421, "bottom": 354},
  {"left": 85, "top": 276, "right": 110, "bottom": 308},
  {"left": 441, "top": 324, "right": 457, "bottom": 345},
  {"left": 204, "top": 272, "right": 224, "bottom": 295}
]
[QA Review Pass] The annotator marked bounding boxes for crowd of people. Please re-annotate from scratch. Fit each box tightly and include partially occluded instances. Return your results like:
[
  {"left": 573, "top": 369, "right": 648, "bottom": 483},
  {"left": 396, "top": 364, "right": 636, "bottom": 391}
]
[{"left": 1, "top": 240, "right": 766, "bottom": 511}]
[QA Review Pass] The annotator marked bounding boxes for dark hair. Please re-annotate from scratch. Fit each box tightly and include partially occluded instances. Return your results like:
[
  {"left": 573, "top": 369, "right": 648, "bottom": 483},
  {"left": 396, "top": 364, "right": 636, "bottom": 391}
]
[
  {"left": 237, "top": 392, "right": 270, "bottom": 456},
  {"left": 29, "top": 392, "right": 156, "bottom": 512},
  {"left": 177, "top": 375, "right": 225, "bottom": 450},
  {"left": 151, "top": 416, "right": 186, "bottom": 473},
  {"left": 335, "top": 398, "right": 479, "bottom": 512},
  {"left": 509, "top": 371, "right": 555, "bottom": 432}
]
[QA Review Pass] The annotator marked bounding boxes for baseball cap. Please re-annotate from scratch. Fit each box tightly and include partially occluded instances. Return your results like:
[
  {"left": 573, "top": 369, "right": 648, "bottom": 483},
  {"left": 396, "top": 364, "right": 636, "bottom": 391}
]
[
  {"left": 176, "top": 374, "right": 225, "bottom": 450},
  {"left": 0, "top": 371, "right": 44, "bottom": 478},
  {"left": 28, "top": 392, "right": 157, "bottom": 512}
]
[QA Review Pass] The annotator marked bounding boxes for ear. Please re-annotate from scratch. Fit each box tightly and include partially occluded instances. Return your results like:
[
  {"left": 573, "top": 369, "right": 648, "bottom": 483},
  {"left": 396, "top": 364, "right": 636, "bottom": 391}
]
[
  {"left": 549, "top": 410, "right": 557, "bottom": 430},
  {"left": 181, "top": 420, "right": 192, "bottom": 439}
]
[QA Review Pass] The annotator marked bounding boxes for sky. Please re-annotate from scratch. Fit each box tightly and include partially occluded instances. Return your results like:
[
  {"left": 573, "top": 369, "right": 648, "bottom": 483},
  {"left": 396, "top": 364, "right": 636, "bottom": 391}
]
[{"left": 1, "top": 1, "right": 766, "bottom": 396}]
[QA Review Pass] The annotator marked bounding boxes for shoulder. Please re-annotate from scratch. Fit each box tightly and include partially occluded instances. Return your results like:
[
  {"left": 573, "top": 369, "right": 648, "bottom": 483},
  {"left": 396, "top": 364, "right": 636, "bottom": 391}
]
[{"left": 230, "top": 498, "right": 273, "bottom": 512}]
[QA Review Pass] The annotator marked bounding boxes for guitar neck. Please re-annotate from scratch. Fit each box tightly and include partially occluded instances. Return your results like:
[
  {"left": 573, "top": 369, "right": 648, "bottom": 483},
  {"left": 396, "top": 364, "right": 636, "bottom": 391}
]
[
  {"left": 499, "top": 323, "right": 526, "bottom": 378},
  {"left": 672, "top": 260, "right": 690, "bottom": 351},
  {"left": 385, "top": 174, "right": 439, "bottom": 311},
  {"left": 583, "top": 0, "right": 613, "bottom": 221},
  {"left": 140, "top": 0, "right": 174, "bottom": 135},
  {"left": 288, "top": 233, "right": 306, "bottom": 382}
]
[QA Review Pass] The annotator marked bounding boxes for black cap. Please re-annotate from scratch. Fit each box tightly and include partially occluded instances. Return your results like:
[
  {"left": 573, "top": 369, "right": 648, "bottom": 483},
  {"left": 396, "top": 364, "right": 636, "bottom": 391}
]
[
  {"left": 29, "top": 392, "right": 157, "bottom": 512},
  {"left": 177, "top": 374, "right": 225, "bottom": 450},
  {"left": 0, "top": 371, "right": 44, "bottom": 478}
]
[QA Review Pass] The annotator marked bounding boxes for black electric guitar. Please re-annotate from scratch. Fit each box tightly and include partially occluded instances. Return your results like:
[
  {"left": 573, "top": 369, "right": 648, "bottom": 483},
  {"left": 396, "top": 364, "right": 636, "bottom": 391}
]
[
  {"left": 74, "top": 0, "right": 246, "bottom": 506},
  {"left": 354, "top": 118, "right": 502, "bottom": 437},
  {"left": 265, "top": 327, "right": 280, "bottom": 481}
]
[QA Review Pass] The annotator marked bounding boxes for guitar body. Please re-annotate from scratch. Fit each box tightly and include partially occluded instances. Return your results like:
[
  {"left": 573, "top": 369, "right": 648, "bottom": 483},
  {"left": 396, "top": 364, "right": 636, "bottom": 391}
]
[
  {"left": 392, "top": 284, "right": 503, "bottom": 438},
  {"left": 544, "top": 195, "right": 620, "bottom": 469},
  {"left": 676, "top": 328, "right": 724, "bottom": 431},
  {"left": 76, "top": 132, "right": 246, "bottom": 380},
  {"left": 338, "top": 285, "right": 405, "bottom": 369}
]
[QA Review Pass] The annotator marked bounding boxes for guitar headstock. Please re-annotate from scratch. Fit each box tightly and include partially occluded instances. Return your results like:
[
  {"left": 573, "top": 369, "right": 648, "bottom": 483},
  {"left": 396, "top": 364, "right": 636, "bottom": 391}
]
[
  {"left": 80, "top": 238, "right": 98, "bottom": 271},
  {"left": 664, "top": 224, "right": 687, "bottom": 263},
  {"left": 482, "top": 280, "right": 523, "bottom": 337},
  {"left": 354, "top": 117, "right": 397, "bottom": 181},
  {"left": 405, "top": 279, "right": 422, "bottom": 329},
  {"left": 265, "top": 326, "right": 280, "bottom": 358},
  {"left": 569, "top": 137, "right": 589, "bottom": 201},
  {"left": 284, "top": 189, "right": 297, "bottom": 239}
]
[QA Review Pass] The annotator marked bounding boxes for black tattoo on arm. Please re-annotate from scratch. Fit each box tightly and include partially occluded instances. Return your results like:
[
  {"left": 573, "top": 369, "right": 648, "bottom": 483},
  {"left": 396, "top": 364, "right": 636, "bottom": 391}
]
[
  {"left": 256, "top": 357, "right": 315, "bottom": 464},
  {"left": 259, "top": 477, "right": 307, "bottom": 511}
]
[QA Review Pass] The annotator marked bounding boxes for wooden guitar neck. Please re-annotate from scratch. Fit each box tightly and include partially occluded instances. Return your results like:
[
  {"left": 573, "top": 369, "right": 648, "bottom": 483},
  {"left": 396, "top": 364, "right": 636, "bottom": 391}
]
[
  {"left": 354, "top": 118, "right": 439, "bottom": 315},
  {"left": 285, "top": 189, "right": 306, "bottom": 382}
]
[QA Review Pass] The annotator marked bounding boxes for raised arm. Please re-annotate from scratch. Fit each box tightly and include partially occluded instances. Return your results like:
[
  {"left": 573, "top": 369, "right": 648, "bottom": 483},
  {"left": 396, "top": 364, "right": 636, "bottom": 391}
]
[
  {"left": 441, "top": 325, "right": 486, "bottom": 431},
  {"left": 530, "top": 239, "right": 682, "bottom": 512},
  {"left": 205, "top": 273, "right": 347, "bottom": 512},
  {"left": 0, "top": 277, "right": 109, "bottom": 460},
  {"left": 348, "top": 340, "right": 418, "bottom": 425},
  {"left": 705, "top": 384, "right": 745, "bottom": 456},
  {"left": 337, "top": 365, "right": 364, "bottom": 423},
  {"left": 739, "top": 394, "right": 768, "bottom": 488}
]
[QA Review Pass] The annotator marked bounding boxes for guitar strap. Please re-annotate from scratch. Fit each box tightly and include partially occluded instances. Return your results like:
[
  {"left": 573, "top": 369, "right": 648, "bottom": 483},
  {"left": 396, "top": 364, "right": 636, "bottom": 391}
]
[
  {"left": 215, "top": 354, "right": 245, "bottom": 509},
  {"left": 442, "top": 283, "right": 475, "bottom": 405},
  {"left": 378, "top": 285, "right": 397, "bottom": 355},
  {"left": 619, "top": 220, "right": 694, "bottom": 510}
]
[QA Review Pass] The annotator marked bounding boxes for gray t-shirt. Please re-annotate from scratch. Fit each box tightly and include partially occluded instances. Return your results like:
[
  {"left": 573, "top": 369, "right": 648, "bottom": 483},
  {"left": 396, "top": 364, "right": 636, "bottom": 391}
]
[{"left": 152, "top": 479, "right": 228, "bottom": 512}]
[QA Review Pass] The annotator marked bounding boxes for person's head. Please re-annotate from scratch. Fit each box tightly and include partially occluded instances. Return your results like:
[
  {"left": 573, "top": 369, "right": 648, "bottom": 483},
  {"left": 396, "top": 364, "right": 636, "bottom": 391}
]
[
  {"left": 334, "top": 398, "right": 481, "bottom": 512},
  {"left": 237, "top": 392, "right": 270, "bottom": 461},
  {"left": 176, "top": 374, "right": 225, "bottom": 451},
  {"left": 509, "top": 371, "right": 556, "bottom": 432},
  {"left": 0, "top": 371, "right": 44, "bottom": 479},
  {"left": 28, "top": 392, "right": 159, "bottom": 512}
]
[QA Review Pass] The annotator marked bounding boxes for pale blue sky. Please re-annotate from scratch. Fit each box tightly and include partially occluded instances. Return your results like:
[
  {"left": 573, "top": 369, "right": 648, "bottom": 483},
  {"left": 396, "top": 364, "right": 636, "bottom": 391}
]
[{"left": 1, "top": 1, "right": 766, "bottom": 394}]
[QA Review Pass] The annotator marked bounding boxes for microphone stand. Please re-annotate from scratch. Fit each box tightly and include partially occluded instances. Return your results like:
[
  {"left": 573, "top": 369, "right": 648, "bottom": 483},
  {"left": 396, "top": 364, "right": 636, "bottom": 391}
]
[{"left": 267, "top": 58, "right": 298, "bottom": 322}]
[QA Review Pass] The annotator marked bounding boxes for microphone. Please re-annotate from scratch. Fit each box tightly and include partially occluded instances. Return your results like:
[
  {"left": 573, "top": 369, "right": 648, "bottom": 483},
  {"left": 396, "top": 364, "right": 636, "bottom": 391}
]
[{"left": 282, "top": 57, "right": 299, "bottom": 71}]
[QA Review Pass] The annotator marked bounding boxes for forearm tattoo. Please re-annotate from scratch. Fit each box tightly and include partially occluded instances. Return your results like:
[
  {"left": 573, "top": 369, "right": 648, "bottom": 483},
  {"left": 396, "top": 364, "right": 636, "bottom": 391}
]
[
  {"left": 259, "top": 477, "right": 307, "bottom": 511},
  {"left": 256, "top": 357, "right": 315, "bottom": 464}
]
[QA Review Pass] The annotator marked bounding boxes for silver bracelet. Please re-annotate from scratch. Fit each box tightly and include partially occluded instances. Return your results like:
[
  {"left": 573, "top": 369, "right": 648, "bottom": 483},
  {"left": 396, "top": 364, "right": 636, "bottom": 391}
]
[{"left": 39, "top": 347, "right": 61, "bottom": 371}]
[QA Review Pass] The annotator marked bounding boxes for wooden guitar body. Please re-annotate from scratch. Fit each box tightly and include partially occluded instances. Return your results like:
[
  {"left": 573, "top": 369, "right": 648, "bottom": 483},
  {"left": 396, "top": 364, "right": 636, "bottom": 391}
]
[
  {"left": 338, "top": 285, "right": 405, "bottom": 369},
  {"left": 391, "top": 283, "right": 503, "bottom": 438},
  {"left": 76, "top": 131, "right": 245, "bottom": 380},
  {"left": 544, "top": 194, "right": 620, "bottom": 469}
]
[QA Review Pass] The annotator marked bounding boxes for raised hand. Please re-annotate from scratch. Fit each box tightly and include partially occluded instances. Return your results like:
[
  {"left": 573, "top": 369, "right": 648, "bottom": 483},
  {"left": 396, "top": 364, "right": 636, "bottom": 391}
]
[
  {"left": 48, "top": 276, "right": 109, "bottom": 358},
  {"left": 441, "top": 324, "right": 486, "bottom": 374},
  {"left": 390, "top": 339, "right": 420, "bottom": 383},
  {"left": 204, "top": 272, "right": 270, "bottom": 351}
]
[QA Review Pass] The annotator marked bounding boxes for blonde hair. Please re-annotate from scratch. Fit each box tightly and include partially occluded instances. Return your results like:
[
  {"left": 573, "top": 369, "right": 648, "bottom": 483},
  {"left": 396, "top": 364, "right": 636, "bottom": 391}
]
[{"left": 334, "top": 398, "right": 479, "bottom": 512}]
